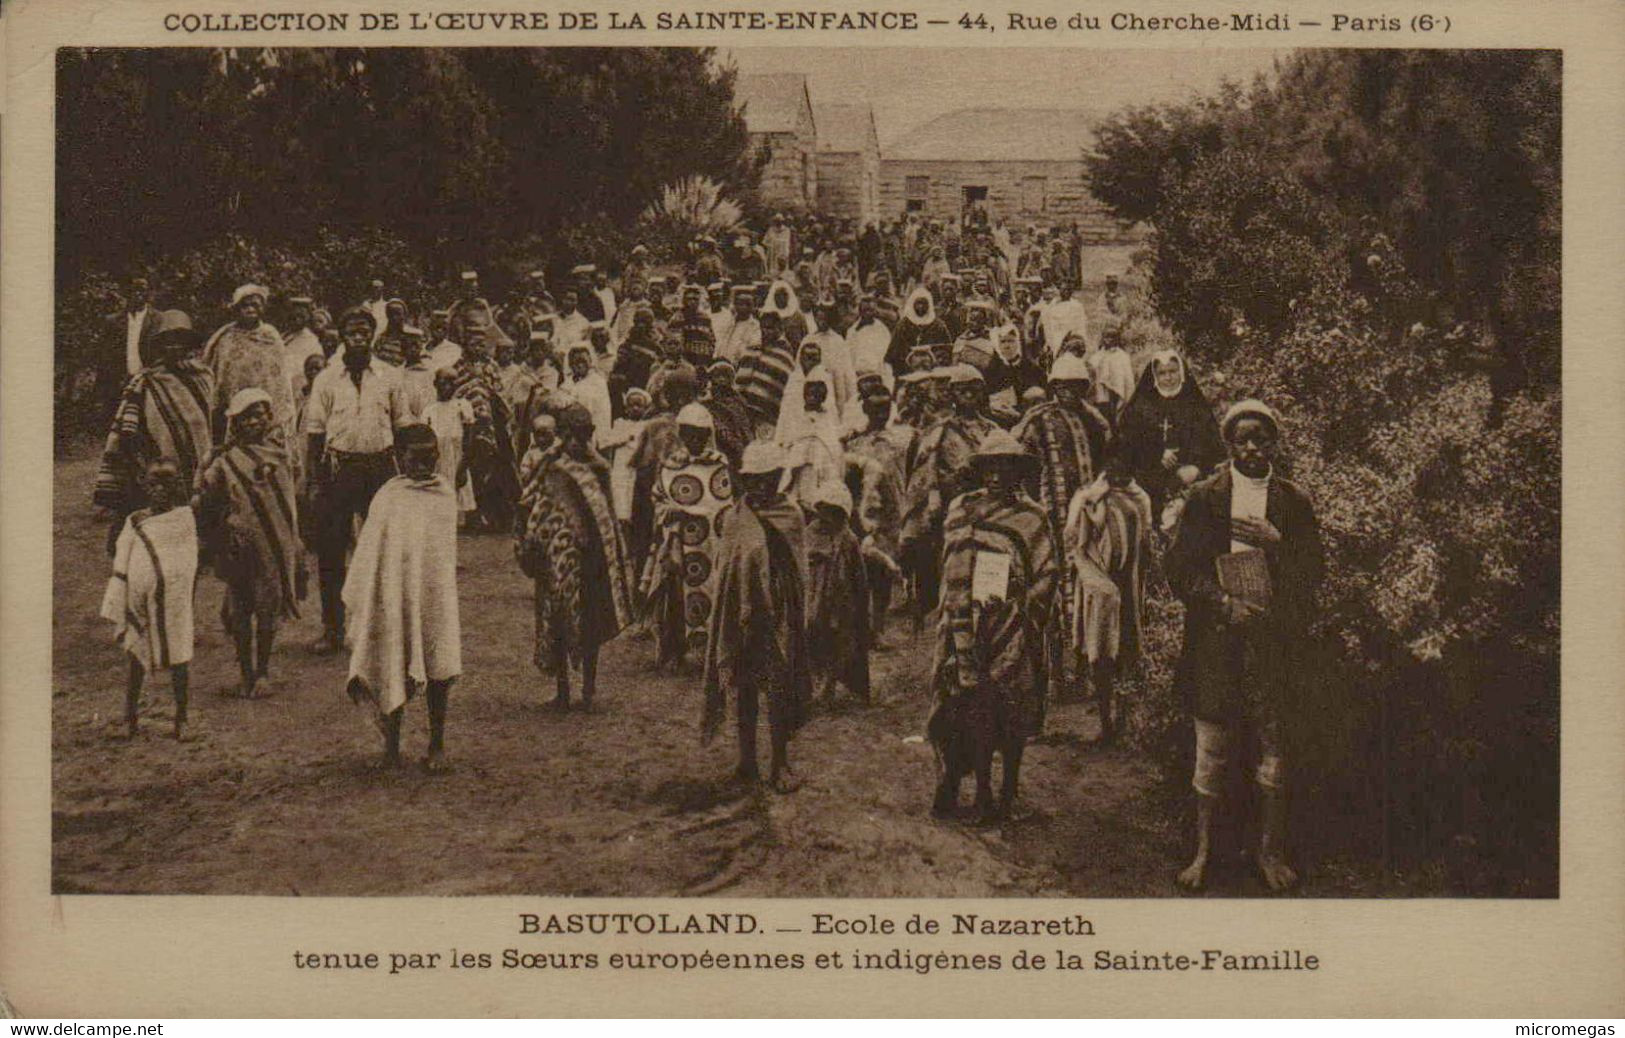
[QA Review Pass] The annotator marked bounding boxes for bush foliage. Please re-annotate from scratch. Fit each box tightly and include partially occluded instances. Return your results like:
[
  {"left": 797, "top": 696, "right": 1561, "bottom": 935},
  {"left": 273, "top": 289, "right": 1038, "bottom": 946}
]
[{"left": 1091, "top": 51, "right": 1560, "bottom": 893}]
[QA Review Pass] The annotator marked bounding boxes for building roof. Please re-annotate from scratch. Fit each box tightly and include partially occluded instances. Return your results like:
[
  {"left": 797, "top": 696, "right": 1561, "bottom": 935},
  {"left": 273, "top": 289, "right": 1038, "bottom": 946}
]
[
  {"left": 735, "top": 73, "right": 814, "bottom": 135},
  {"left": 885, "top": 108, "right": 1100, "bottom": 162},
  {"left": 813, "top": 103, "right": 878, "bottom": 154}
]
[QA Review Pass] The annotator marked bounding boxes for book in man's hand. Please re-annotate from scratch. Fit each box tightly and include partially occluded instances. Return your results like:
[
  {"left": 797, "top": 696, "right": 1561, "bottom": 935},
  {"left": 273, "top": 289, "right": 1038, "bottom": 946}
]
[{"left": 1216, "top": 548, "right": 1272, "bottom": 609}]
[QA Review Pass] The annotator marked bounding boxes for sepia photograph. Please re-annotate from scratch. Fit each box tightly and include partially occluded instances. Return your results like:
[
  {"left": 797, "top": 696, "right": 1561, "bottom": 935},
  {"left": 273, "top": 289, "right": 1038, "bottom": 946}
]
[{"left": 49, "top": 44, "right": 1561, "bottom": 901}]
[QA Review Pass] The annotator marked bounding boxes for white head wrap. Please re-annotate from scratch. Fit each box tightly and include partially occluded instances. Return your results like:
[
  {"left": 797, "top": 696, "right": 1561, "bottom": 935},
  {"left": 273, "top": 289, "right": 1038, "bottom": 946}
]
[
  {"left": 231, "top": 284, "right": 269, "bottom": 308},
  {"left": 226, "top": 387, "right": 273, "bottom": 418}
]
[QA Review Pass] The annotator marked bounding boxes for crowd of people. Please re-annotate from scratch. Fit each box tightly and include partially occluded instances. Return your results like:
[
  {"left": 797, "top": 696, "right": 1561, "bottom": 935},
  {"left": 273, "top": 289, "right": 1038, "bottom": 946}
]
[{"left": 91, "top": 208, "right": 1322, "bottom": 891}]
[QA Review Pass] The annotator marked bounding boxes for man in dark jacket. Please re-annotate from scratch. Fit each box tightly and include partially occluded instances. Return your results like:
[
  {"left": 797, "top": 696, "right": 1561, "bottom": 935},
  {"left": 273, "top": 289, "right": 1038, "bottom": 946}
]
[{"left": 1166, "top": 400, "right": 1323, "bottom": 892}]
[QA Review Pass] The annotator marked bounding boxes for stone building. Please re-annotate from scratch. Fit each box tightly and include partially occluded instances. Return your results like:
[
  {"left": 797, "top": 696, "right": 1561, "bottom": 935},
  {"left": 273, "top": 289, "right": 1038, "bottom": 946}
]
[
  {"left": 880, "top": 108, "right": 1132, "bottom": 240},
  {"left": 812, "top": 103, "right": 882, "bottom": 226},
  {"left": 736, "top": 73, "right": 818, "bottom": 211}
]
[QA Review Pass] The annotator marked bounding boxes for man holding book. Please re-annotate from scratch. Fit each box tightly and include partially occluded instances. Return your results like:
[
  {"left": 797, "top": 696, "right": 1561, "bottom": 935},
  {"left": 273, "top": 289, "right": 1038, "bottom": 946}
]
[{"left": 1165, "top": 400, "right": 1324, "bottom": 892}]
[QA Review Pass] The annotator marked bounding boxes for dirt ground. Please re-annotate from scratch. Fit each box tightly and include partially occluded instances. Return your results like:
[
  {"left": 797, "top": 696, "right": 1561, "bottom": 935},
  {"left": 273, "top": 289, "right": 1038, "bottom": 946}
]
[
  {"left": 53, "top": 447, "right": 1397, "bottom": 899},
  {"left": 51, "top": 247, "right": 1402, "bottom": 899}
]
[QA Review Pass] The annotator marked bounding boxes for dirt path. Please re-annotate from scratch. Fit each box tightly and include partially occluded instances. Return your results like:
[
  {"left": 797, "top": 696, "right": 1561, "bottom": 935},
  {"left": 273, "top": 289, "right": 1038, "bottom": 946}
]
[{"left": 53, "top": 446, "right": 1369, "bottom": 899}]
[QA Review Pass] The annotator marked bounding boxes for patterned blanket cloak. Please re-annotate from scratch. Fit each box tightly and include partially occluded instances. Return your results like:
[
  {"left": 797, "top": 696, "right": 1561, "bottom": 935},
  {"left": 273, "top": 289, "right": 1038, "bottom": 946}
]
[
  {"left": 842, "top": 425, "right": 914, "bottom": 564},
  {"left": 520, "top": 450, "right": 635, "bottom": 666},
  {"left": 900, "top": 414, "right": 996, "bottom": 552},
  {"left": 1011, "top": 400, "right": 1108, "bottom": 534},
  {"left": 804, "top": 520, "right": 871, "bottom": 699},
  {"left": 93, "top": 361, "right": 215, "bottom": 512},
  {"left": 1062, "top": 478, "right": 1154, "bottom": 666},
  {"left": 641, "top": 445, "right": 735, "bottom": 653},
  {"left": 448, "top": 357, "right": 520, "bottom": 526},
  {"left": 205, "top": 321, "right": 293, "bottom": 445},
  {"left": 194, "top": 441, "right": 303, "bottom": 619},
  {"left": 927, "top": 489, "right": 1059, "bottom": 747}
]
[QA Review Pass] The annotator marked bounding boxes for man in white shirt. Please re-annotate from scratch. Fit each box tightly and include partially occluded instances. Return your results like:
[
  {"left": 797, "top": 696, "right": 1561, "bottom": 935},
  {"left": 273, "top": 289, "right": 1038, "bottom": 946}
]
[
  {"left": 551, "top": 288, "right": 592, "bottom": 352},
  {"left": 712, "top": 286, "right": 762, "bottom": 365},
  {"left": 302, "top": 307, "right": 412, "bottom": 653},
  {"left": 122, "top": 275, "right": 162, "bottom": 377},
  {"left": 1165, "top": 399, "right": 1324, "bottom": 894},
  {"left": 1039, "top": 285, "right": 1089, "bottom": 358}
]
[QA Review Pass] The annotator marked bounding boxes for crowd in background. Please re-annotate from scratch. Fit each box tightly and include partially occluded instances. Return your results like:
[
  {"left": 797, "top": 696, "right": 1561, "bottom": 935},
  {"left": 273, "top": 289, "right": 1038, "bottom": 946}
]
[{"left": 93, "top": 205, "right": 1318, "bottom": 887}]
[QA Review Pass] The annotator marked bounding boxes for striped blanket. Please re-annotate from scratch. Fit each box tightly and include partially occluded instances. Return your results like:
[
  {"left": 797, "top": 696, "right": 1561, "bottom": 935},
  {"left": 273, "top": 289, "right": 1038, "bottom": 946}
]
[
  {"left": 92, "top": 362, "right": 214, "bottom": 511},
  {"left": 900, "top": 414, "right": 995, "bottom": 550},
  {"left": 100, "top": 506, "right": 198, "bottom": 671},
  {"left": 194, "top": 442, "right": 303, "bottom": 619},
  {"left": 734, "top": 344, "right": 797, "bottom": 428},
  {"left": 1011, "top": 401, "right": 1102, "bottom": 533},
  {"left": 1063, "top": 478, "right": 1154, "bottom": 666},
  {"left": 928, "top": 489, "right": 1058, "bottom": 743}
]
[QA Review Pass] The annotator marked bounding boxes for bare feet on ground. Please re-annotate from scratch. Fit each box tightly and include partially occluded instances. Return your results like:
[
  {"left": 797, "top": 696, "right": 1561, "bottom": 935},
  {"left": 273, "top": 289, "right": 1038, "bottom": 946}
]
[
  {"left": 1258, "top": 855, "right": 1298, "bottom": 892},
  {"left": 1176, "top": 856, "right": 1208, "bottom": 891}
]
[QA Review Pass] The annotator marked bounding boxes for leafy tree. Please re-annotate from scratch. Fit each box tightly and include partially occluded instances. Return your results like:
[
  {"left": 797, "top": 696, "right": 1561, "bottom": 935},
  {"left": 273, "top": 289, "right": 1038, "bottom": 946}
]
[
  {"left": 55, "top": 47, "right": 758, "bottom": 285},
  {"left": 1086, "top": 50, "right": 1559, "bottom": 393},
  {"left": 1082, "top": 79, "right": 1249, "bottom": 224}
]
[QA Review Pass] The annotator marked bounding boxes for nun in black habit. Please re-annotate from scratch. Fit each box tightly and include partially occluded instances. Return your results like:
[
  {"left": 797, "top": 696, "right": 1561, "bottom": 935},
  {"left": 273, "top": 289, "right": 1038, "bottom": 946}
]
[{"left": 1118, "top": 350, "right": 1226, "bottom": 519}]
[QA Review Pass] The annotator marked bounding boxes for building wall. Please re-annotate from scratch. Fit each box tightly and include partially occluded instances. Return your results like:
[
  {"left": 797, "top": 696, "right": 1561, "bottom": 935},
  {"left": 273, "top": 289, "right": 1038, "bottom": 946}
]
[
  {"left": 816, "top": 152, "right": 864, "bottom": 222},
  {"left": 817, "top": 146, "right": 882, "bottom": 224},
  {"left": 750, "top": 97, "right": 818, "bottom": 210},
  {"left": 879, "top": 158, "right": 1131, "bottom": 240},
  {"left": 860, "top": 146, "right": 881, "bottom": 226}
]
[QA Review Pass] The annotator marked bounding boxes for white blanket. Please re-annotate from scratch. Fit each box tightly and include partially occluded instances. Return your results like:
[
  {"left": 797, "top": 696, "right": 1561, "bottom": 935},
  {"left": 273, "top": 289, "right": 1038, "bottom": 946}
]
[
  {"left": 343, "top": 475, "right": 462, "bottom": 715},
  {"left": 100, "top": 507, "right": 197, "bottom": 671}
]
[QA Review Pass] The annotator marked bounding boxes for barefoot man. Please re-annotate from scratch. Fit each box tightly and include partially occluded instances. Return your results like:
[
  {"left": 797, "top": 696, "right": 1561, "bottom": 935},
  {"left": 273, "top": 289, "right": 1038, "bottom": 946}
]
[
  {"left": 193, "top": 388, "right": 306, "bottom": 699},
  {"left": 702, "top": 441, "right": 813, "bottom": 793},
  {"left": 100, "top": 459, "right": 198, "bottom": 741},
  {"left": 516, "top": 404, "right": 635, "bottom": 710},
  {"left": 1166, "top": 400, "right": 1323, "bottom": 891},
  {"left": 342, "top": 423, "right": 462, "bottom": 771},
  {"left": 926, "top": 430, "right": 1057, "bottom": 824}
]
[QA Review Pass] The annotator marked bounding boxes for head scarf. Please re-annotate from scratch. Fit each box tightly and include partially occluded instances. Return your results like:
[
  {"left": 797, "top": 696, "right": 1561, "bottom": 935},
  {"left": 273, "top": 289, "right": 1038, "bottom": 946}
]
[
  {"left": 1146, "top": 349, "right": 1187, "bottom": 400},
  {"left": 226, "top": 387, "right": 273, "bottom": 418},
  {"left": 231, "top": 284, "right": 269, "bottom": 308},
  {"left": 763, "top": 279, "right": 801, "bottom": 319},
  {"left": 776, "top": 365, "right": 842, "bottom": 450},
  {"left": 902, "top": 286, "right": 937, "bottom": 327},
  {"left": 676, "top": 402, "right": 715, "bottom": 430}
]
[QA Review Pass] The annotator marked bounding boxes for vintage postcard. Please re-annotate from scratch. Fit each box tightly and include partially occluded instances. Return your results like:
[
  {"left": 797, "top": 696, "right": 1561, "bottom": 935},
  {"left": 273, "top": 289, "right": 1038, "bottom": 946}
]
[{"left": 1, "top": 0, "right": 1621, "bottom": 1019}]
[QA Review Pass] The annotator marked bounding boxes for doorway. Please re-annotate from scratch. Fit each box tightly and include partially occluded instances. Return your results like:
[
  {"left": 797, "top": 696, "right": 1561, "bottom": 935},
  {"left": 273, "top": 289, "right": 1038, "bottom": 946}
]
[{"left": 962, "top": 185, "right": 989, "bottom": 226}]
